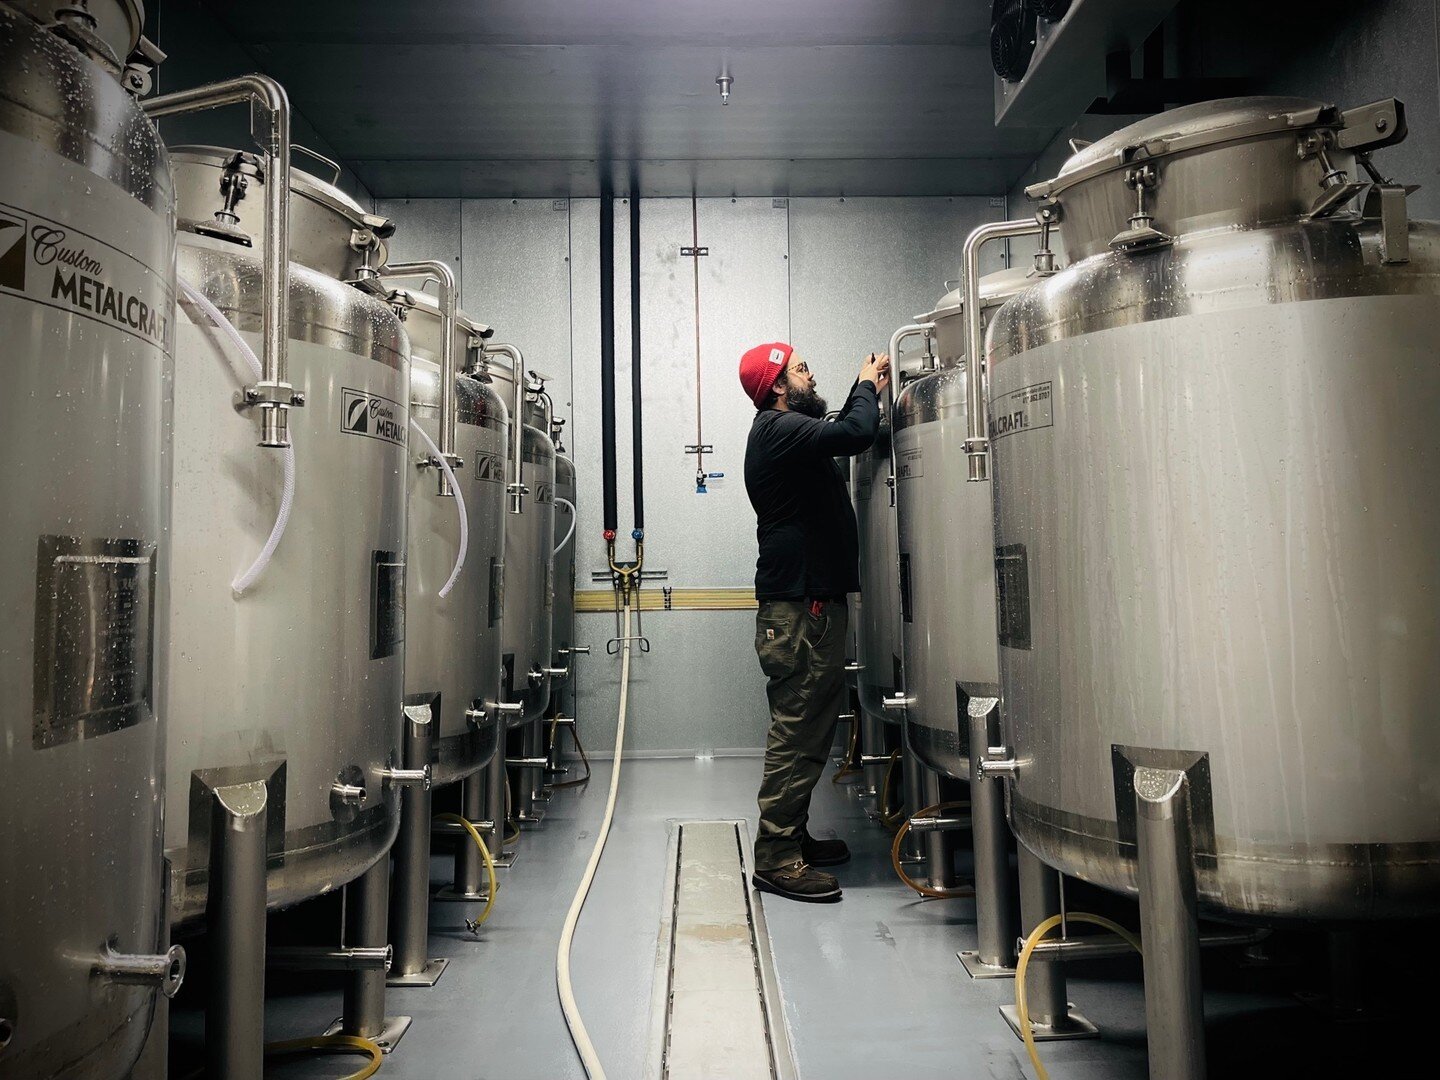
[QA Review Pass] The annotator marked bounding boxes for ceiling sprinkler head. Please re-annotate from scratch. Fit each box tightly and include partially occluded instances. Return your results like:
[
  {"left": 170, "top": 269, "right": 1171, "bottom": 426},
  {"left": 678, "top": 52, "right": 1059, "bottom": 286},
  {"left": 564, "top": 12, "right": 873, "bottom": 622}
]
[{"left": 716, "top": 74, "right": 733, "bottom": 106}]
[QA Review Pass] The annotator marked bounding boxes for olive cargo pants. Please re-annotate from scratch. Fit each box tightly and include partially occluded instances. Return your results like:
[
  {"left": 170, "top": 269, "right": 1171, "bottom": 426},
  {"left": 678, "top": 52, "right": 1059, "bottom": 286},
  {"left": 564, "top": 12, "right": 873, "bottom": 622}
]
[{"left": 753, "top": 598, "right": 849, "bottom": 871}]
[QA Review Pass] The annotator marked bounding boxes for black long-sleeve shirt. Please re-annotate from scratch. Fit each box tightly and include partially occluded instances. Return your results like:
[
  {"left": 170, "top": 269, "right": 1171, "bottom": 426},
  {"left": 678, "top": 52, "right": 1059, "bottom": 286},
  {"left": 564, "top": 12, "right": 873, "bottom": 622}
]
[{"left": 744, "top": 379, "right": 880, "bottom": 601}]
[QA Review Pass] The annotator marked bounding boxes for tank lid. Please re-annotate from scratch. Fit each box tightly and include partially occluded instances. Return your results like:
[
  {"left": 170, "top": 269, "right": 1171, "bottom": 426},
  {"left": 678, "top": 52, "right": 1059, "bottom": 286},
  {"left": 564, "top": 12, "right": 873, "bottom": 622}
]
[
  {"left": 1030, "top": 96, "right": 1338, "bottom": 198},
  {"left": 10, "top": 0, "right": 144, "bottom": 63},
  {"left": 387, "top": 287, "right": 493, "bottom": 343},
  {"left": 924, "top": 265, "right": 1035, "bottom": 322},
  {"left": 169, "top": 145, "right": 369, "bottom": 223}
]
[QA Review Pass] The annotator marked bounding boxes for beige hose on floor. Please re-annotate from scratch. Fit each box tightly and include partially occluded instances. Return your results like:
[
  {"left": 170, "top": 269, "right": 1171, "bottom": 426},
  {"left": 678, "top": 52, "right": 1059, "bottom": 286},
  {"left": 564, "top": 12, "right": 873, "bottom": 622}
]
[{"left": 556, "top": 603, "right": 636, "bottom": 1079}]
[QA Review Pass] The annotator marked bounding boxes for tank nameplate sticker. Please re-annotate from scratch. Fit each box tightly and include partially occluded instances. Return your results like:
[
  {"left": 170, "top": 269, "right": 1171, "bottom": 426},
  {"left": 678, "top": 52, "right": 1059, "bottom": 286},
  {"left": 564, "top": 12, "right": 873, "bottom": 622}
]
[
  {"left": 990, "top": 381, "right": 1053, "bottom": 441},
  {"left": 995, "top": 543, "right": 1031, "bottom": 650},
  {"left": 0, "top": 199, "right": 172, "bottom": 350},
  {"left": 473, "top": 452, "right": 505, "bottom": 484},
  {"left": 371, "top": 549, "right": 405, "bottom": 660},
  {"left": 33, "top": 535, "right": 156, "bottom": 749},
  {"left": 896, "top": 445, "right": 923, "bottom": 480},
  {"left": 533, "top": 481, "right": 554, "bottom": 505},
  {"left": 341, "top": 388, "right": 407, "bottom": 446},
  {"left": 490, "top": 558, "right": 505, "bottom": 628}
]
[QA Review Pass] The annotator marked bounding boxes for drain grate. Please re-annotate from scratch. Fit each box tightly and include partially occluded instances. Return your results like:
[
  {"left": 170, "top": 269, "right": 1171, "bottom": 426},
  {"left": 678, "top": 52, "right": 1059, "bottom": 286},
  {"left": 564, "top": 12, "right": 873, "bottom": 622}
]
[{"left": 654, "top": 821, "right": 797, "bottom": 1080}]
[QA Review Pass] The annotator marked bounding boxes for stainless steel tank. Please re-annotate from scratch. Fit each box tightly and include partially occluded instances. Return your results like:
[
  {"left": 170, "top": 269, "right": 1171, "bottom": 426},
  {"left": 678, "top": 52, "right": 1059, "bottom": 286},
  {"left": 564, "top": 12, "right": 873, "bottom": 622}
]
[
  {"left": 892, "top": 270, "right": 1033, "bottom": 780},
  {"left": 852, "top": 421, "right": 902, "bottom": 728},
  {"left": 988, "top": 97, "right": 1440, "bottom": 921},
  {"left": 485, "top": 353, "right": 556, "bottom": 726},
  {"left": 550, "top": 449, "right": 577, "bottom": 713},
  {"left": 164, "top": 146, "right": 409, "bottom": 927},
  {"left": 0, "top": 4, "right": 181, "bottom": 1076},
  {"left": 393, "top": 289, "right": 507, "bottom": 788}
]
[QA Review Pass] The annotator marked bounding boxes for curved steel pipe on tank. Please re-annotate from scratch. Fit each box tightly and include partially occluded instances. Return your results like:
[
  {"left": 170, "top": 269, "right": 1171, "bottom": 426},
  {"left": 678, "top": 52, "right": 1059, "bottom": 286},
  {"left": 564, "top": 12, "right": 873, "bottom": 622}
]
[
  {"left": 374, "top": 261, "right": 459, "bottom": 495},
  {"left": 961, "top": 220, "right": 1042, "bottom": 481},
  {"left": 487, "top": 343, "right": 529, "bottom": 514},
  {"left": 144, "top": 74, "right": 294, "bottom": 448}
]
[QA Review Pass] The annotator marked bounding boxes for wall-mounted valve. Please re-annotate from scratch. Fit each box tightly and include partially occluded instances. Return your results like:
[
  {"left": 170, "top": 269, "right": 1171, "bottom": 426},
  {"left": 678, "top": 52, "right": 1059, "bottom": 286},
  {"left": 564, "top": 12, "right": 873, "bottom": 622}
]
[{"left": 94, "top": 940, "right": 186, "bottom": 999}]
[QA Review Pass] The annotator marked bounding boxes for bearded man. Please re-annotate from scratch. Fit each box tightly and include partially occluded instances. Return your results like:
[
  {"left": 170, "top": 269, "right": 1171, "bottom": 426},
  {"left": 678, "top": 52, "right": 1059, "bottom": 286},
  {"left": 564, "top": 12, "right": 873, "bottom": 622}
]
[{"left": 737, "top": 342, "right": 891, "bottom": 902}]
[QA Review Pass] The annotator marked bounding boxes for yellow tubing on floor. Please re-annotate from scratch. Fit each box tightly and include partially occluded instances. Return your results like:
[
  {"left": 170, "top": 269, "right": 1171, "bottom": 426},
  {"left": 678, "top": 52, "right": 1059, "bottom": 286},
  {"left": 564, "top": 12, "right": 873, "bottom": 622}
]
[
  {"left": 433, "top": 813, "right": 498, "bottom": 928},
  {"left": 1015, "top": 913, "right": 1142, "bottom": 1080},
  {"left": 263, "top": 1035, "right": 384, "bottom": 1079}
]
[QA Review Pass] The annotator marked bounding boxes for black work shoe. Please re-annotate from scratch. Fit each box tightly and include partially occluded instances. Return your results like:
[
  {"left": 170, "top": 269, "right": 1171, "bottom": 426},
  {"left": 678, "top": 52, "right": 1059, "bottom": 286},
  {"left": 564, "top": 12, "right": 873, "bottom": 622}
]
[
  {"left": 752, "top": 860, "right": 842, "bottom": 903},
  {"left": 801, "top": 833, "right": 851, "bottom": 867}
]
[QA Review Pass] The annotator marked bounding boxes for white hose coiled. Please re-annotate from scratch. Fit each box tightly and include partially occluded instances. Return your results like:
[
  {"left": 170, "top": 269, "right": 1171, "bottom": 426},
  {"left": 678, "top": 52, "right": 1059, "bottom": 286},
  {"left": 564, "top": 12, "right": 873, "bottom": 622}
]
[
  {"left": 408, "top": 418, "right": 468, "bottom": 599},
  {"left": 557, "top": 603, "right": 634, "bottom": 1080},
  {"left": 553, "top": 496, "right": 577, "bottom": 556},
  {"left": 177, "top": 277, "right": 295, "bottom": 597}
]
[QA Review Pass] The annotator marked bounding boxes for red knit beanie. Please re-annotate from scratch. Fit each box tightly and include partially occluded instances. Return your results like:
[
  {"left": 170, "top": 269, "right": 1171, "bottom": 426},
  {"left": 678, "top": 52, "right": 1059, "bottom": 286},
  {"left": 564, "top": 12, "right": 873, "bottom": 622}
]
[{"left": 738, "top": 342, "right": 793, "bottom": 408}]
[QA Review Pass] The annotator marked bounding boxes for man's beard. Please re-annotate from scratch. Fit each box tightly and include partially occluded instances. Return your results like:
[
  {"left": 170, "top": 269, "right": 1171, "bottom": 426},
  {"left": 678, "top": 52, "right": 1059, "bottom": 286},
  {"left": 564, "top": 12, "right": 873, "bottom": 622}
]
[{"left": 788, "top": 384, "right": 828, "bottom": 418}]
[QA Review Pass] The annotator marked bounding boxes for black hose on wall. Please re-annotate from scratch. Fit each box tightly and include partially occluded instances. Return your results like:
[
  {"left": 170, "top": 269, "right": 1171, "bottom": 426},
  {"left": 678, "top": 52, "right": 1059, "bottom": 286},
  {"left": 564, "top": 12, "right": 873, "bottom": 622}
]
[{"left": 600, "top": 193, "right": 618, "bottom": 537}]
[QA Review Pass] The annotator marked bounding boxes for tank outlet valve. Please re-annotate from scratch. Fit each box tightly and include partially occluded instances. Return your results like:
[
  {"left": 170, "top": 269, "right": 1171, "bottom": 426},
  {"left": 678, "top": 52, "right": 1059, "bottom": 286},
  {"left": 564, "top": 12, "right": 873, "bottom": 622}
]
[
  {"left": 977, "top": 749, "right": 1021, "bottom": 780},
  {"left": 908, "top": 813, "right": 972, "bottom": 834},
  {"left": 566, "top": 645, "right": 592, "bottom": 656},
  {"left": 843, "top": 661, "right": 864, "bottom": 673},
  {"left": 94, "top": 941, "right": 186, "bottom": 999},
  {"left": 550, "top": 716, "right": 576, "bottom": 728},
  {"left": 330, "top": 781, "right": 367, "bottom": 806},
  {"left": 858, "top": 754, "right": 893, "bottom": 767},
  {"left": 382, "top": 765, "right": 431, "bottom": 791},
  {"left": 541, "top": 665, "right": 569, "bottom": 678},
  {"left": 507, "top": 756, "right": 550, "bottom": 772},
  {"left": 882, "top": 693, "right": 914, "bottom": 711}
]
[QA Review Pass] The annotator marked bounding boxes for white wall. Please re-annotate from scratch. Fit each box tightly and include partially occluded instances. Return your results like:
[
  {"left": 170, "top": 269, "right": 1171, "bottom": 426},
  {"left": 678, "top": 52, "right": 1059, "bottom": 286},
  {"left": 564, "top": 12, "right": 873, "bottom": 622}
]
[{"left": 379, "top": 195, "right": 1009, "bottom": 753}]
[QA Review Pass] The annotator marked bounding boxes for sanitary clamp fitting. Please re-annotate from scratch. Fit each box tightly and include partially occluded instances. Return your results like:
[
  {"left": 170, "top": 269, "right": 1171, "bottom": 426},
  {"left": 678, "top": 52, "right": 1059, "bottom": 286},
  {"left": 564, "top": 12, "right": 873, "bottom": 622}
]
[
  {"left": 881, "top": 692, "right": 914, "bottom": 712},
  {"left": 471, "top": 701, "right": 524, "bottom": 727}
]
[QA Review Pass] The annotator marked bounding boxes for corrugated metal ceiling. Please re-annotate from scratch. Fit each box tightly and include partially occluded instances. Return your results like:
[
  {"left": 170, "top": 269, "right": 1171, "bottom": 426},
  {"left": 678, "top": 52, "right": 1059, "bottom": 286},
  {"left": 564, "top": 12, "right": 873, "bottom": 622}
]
[{"left": 190, "top": 0, "right": 1061, "bottom": 198}]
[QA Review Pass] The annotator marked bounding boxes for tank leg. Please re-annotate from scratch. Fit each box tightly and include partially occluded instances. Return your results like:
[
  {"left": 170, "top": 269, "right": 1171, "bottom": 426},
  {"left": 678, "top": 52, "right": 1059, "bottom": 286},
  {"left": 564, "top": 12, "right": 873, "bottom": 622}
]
[
  {"left": 899, "top": 749, "right": 927, "bottom": 863},
  {"left": 487, "top": 739, "right": 518, "bottom": 868},
  {"left": 527, "top": 717, "right": 551, "bottom": 806},
  {"left": 858, "top": 713, "right": 885, "bottom": 799},
  {"left": 1135, "top": 767, "right": 1207, "bottom": 1080},
  {"left": 444, "top": 772, "right": 493, "bottom": 901},
  {"left": 387, "top": 707, "right": 447, "bottom": 987},
  {"left": 206, "top": 782, "right": 267, "bottom": 1080},
  {"left": 328, "top": 857, "right": 411, "bottom": 1052},
  {"left": 514, "top": 719, "right": 546, "bottom": 824},
  {"left": 1000, "top": 847, "right": 1099, "bottom": 1040},
  {"left": 959, "top": 698, "right": 1017, "bottom": 980},
  {"left": 920, "top": 771, "right": 959, "bottom": 890}
]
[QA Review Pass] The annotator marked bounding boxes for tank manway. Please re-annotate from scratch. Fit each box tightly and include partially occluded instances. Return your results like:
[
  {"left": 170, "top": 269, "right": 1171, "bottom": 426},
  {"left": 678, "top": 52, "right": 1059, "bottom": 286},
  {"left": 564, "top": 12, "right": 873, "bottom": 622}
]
[{"left": 648, "top": 821, "right": 798, "bottom": 1080}]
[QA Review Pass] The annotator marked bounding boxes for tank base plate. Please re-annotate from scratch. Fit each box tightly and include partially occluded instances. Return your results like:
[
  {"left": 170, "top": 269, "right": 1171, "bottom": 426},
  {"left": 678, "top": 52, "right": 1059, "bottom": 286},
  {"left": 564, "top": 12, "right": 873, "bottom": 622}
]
[
  {"left": 434, "top": 885, "right": 494, "bottom": 903},
  {"left": 517, "top": 809, "right": 547, "bottom": 828},
  {"left": 492, "top": 848, "right": 520, "bottom": 869},
  {"left": 959, "top": 951, "right": 1016, "bottom": 980},
  {"left": 999, "top": 1003, "right": 1099, "bottom": 1041},
  {"left": 386, "top": 958, "right": 449, "bottom": 987},
  {"left": 323, "top": 1015, "right": 412, "bottom": 1053}
]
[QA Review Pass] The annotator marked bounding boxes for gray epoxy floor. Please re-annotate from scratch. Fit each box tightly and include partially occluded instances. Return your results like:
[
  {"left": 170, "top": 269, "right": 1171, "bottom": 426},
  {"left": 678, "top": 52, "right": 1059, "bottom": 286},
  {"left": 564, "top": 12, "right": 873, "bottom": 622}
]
[{"left": 172, "top": 754, "right": 1431, "bottom": 1079}]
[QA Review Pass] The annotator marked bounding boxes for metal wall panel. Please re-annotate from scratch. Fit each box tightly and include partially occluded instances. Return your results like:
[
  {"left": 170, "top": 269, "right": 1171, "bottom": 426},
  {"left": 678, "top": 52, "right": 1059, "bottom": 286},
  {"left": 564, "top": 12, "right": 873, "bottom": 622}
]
[
  {"left": 789, "top": 196, "right": 1008, "bottom": 386},
  {"left": 375, "top": 198, "right": 465, "bottom": 303}
]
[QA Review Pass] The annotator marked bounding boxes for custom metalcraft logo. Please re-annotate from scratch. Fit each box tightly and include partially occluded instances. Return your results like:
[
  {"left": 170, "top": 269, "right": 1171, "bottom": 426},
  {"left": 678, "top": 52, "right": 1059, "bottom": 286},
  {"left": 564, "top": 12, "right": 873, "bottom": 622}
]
[
  {"left": 472, "top": 453, "right": 505, "bottom": 484},
  {"left": 341, "top": 388, "right": 407, "bottom": 446},
  {"left": 0, "top": 200, "right": 170, "bottom": 349},
  {"left": 0, "top": 214, "right": 26, "bottom": 290}
]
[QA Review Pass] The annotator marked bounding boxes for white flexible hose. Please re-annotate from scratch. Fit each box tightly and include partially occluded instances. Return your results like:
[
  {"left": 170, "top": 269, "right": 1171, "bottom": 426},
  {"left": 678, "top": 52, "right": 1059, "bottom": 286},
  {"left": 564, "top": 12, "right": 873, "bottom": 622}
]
[
  {"left": 177, "top": 276, "right": 295, "bottom": 597},
  {"left": 557, "top": 603, "right": 633, "bottom": 1080},
  {"left": 553, "top": 497, "right": 577, "bottom": 556},
  {"left": 408, "top": 419, "right": 469, "bottom": 599}
]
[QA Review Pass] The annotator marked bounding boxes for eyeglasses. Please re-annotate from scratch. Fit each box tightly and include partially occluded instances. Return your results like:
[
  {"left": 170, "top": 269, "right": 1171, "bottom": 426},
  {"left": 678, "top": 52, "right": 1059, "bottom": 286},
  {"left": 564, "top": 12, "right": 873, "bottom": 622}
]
[{"left": 790, "top": 361, "right": 810, "bottom": 375}]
